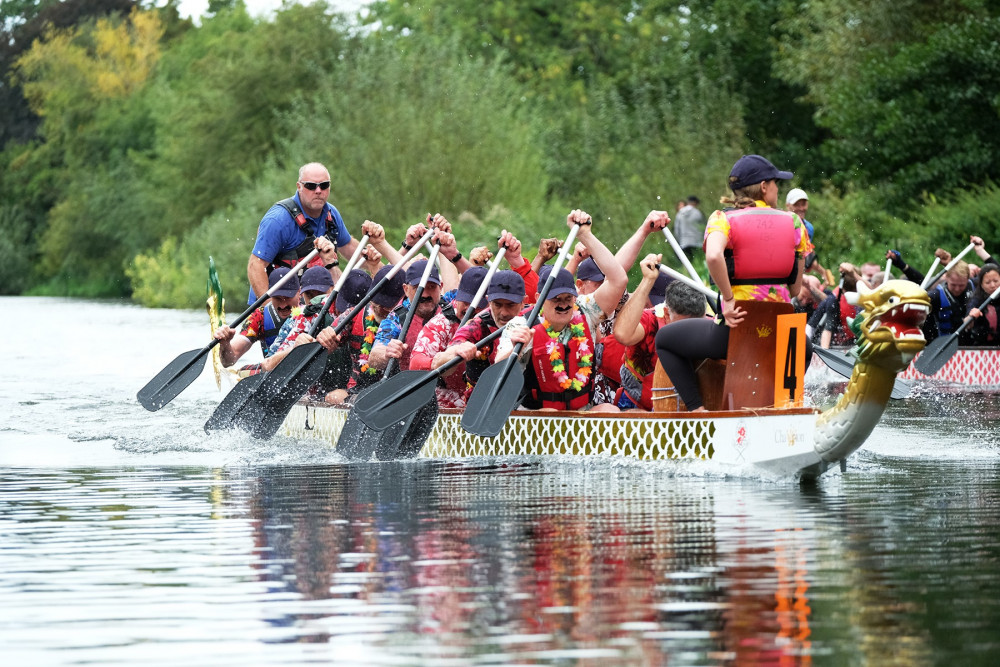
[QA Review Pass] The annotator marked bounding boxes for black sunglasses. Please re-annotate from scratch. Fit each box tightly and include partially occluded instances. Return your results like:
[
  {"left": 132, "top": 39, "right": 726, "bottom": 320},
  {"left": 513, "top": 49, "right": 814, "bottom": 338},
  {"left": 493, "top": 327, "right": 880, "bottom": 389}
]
[{"left": 300, "top": 180, "right": 330, "bottom": 191}]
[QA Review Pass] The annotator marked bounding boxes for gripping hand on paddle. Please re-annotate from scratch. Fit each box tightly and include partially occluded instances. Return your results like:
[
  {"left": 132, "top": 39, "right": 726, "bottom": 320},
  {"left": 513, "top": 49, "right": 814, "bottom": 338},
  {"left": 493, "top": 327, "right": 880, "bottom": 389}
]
[
  {"left": 498, "top": 230, "right": 526, "bottom": 269},
  {"left": 886, "top": 249, "right": 907, "bottom": 271},
  {"left": 428, "top": 213, "right": 451, "bottom": 233},
  {"left": 643, "top": 210, "right": 671, "bottom": 234},
  {"left": 385, "top": 338, "right": 406, "bottom": 360},
  {"left": 971, "top": 236, "right": 992, "bottom": 262},
  {"left": 315, "top": 235, "right": 338, "bottom": 266},
  {"left": 314, "top": 328, "right": 341, "bottom": 352},
  {"left": 470, "top": 246, "right": 493, "bottom": 266},
  {"left": 535, "top": 238, "right": 562, "bottom": 262}
]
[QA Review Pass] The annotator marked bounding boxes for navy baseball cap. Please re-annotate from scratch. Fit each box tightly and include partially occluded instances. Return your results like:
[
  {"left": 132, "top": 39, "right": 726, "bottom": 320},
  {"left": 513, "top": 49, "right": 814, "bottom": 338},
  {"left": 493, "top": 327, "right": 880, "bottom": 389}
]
[
  {"left": 404, "top": 259, "right": 441, "bottom": 286},
  {"left": 372, "top": 264, "right": 405, "bottom": 309},
  {"left": 545, "top": 268, "right": 577, "bottom": 299},
  {"left": 648, "top": 271, "right": 674, "bottom": 306},
  {"left": 268, "top": 267, "right": 299, "bottom": 298},
  {"left": 455, "top": 266, "right": 488, "bottom": 303},
  {"left": 486, "top": 270, "right": 526, "bottom": 302},
  {"left": 728, "top": 154, "right": 794, "bottom": 191},
  {"left": 299, "top": 266, "right": 334, "bottom": 294},
  {"left": 576, "top": 258, "right": 605, "bottom": 282},
  {"left": 335, "top": 269, "right": 372, "bottom": 314}
]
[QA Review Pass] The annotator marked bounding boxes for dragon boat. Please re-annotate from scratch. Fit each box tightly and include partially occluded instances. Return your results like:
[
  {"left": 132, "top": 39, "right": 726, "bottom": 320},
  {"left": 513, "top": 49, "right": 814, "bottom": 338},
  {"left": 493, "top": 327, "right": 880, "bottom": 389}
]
[{"left": 275, "top": 280, "right": 931, "bottom": 479}]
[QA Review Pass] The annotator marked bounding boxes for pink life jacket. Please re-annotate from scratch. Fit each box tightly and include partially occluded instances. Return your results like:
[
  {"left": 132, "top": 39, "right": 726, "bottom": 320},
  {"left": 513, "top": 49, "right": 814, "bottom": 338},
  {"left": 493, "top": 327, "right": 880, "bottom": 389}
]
[{"left": 723, "top": 207, "right": 799, "bottom": 285}]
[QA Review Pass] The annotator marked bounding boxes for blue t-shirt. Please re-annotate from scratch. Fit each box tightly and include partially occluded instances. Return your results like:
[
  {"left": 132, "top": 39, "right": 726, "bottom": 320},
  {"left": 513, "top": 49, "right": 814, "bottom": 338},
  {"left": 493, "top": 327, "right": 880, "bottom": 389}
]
[{"left": 251, "top": 192, "right": 352, "bottom": 264}]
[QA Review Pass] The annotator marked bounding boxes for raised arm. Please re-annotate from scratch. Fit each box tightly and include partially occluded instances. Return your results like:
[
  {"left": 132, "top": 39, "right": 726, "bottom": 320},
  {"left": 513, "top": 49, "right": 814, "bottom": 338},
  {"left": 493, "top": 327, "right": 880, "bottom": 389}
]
[
  {"left": 614, "top": 253, "right": 662, "bottom": 346},
  {"left": 570, "top": 210, "right": 627, "bottom": 317},
  {"left": 615, "top": 211, "right": 671, "bottom": 272}
]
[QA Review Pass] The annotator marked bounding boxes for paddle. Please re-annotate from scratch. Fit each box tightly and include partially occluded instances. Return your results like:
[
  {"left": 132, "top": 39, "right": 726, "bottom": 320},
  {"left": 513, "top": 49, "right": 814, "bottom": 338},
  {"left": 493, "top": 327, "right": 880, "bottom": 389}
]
[
  {"left": 661, "top": 225, "right": 704, "bottom": 284},
  {"left": 341, "top": 243, "right": 511, "bottom": 460},
  {"left": 350, "top": 324, "right": 505, "bottom": 429},
  {"left": 921, "top": 243, "right": 975, "bottom": 290},
  {"left": 460, "top": 222, "right": 582, "bottom": 438},
  {"left": 204, "top": 235, "right": 372, "bottom": 433},
  {"left": 458, "top": 246, "right": 506, "bottom": 329},
  {"left": 914, "top": 283, "right": 1000, "bottom": 376},
  {"left": 138, "top": 249, "right": 319, "bottom": 411},
  {"left": 336, "top": 244, "right": 442, "bottom": 460},
  {"left": 241, "top": 229, "right": 438, "bottom": 439},
  {"left": 920, "top": 257, "right": 941, "bottom": 289},
  {"left": 813, "top": 346, "right": 912, "bottom": 400}
]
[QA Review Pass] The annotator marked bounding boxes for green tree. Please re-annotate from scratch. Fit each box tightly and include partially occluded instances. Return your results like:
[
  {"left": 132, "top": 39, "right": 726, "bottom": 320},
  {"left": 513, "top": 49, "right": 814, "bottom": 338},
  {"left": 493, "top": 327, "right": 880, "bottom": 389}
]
[
  {"left": 777, "top": 0, "right": 1000, "bottom": 214},
  {"left": 10, "top": 8, "right": 164, "bottom": 294}
]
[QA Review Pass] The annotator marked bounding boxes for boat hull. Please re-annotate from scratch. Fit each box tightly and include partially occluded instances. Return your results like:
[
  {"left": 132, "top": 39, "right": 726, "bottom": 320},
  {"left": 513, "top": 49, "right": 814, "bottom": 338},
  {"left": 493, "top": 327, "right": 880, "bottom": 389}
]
[{"left": 281, "top": 404, "right": 831, "bottom": 478}]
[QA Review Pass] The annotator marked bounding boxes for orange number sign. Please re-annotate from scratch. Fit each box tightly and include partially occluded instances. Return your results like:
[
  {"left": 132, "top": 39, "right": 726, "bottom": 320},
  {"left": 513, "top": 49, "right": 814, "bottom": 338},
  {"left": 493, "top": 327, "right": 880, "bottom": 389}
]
[{"left": 774, "top": 313, "right": 807, "bottom": 408}]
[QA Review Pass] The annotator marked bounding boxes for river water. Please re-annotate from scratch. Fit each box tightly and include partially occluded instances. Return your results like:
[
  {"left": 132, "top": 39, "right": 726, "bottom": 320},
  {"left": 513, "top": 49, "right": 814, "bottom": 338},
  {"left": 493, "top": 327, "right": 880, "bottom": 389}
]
[{"left": 2, "top": 296, "right": 1000, "bottom": 666}]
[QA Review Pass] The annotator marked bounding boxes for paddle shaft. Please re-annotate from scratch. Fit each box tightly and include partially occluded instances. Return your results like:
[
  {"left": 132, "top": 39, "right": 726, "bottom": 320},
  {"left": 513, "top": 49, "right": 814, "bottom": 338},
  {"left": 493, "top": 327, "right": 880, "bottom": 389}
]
[
  {"left": 923, "top": 243, "right": 975, "bottom": 289},
  {"left": 658, "top": 264, "right": 718, "bottom": 301},
  {"left": 384, "top": 244, "right": 441, "bottom": 377},
  {"left": 137, "top": 248, "right": 325, "bottom": 411},
  {"left": 919, "top": 258, "right": 941, "bottom": 290},
  {"left": 460, "top": 222, "right": 582, "bottom": 436},
  {"left": 324, "top": 228, "right": 438, "bottom": 340},
  {"left": 457, "top": 247, "right": 507, "bottom": 330},
  {"left": 661, "top": 225, "right": 703, "bottom": 284}
]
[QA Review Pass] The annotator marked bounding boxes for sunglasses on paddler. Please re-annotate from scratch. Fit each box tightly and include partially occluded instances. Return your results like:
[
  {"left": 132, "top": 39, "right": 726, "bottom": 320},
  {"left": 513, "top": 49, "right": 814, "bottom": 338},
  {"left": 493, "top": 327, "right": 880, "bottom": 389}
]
[{"left": 299, "top": 180, "right": 330, "bottom": 191}]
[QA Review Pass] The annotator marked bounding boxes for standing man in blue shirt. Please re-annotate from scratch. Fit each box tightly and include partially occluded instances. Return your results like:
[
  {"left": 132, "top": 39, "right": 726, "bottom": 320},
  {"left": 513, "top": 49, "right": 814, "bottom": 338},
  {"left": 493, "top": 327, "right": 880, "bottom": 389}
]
[{"left": 247, "top": 162, "right": 397, "bottom": 302}]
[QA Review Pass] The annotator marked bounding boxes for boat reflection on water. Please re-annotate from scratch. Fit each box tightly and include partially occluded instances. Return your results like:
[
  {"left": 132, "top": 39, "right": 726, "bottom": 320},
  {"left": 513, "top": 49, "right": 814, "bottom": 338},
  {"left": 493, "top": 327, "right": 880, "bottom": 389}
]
[{"left": 237, "top": 461, "right": 886, "bottom": 663}]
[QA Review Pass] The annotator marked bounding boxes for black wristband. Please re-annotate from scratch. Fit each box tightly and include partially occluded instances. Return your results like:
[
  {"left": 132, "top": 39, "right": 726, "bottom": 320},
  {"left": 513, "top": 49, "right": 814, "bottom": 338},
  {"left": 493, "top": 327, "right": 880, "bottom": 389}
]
[
  {"left": 324, "top": 261, "right": 338, "bottom": 270},
  {"left": 449, "top": 252, "right": 463, "bottom": 264},
  {"left": 401, "top": 242, "right": 413, "bottom": 251}
]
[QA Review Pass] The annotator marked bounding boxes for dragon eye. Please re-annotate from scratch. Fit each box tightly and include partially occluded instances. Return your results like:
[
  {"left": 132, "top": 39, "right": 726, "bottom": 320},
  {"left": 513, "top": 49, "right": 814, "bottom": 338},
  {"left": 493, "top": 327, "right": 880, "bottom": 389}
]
[{"left": 887, "top": 296, "right": 900, "bottom": 305}]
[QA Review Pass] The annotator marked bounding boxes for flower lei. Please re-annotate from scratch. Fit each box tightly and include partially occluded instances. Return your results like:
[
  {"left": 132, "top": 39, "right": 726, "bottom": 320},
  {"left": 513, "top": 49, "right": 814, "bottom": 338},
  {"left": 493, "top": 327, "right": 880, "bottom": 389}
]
[
  {"left": 541, "top": 312, "right": 593, "bottom": 392},
  {"left": 358, "top": 313, "right": 379, "bottom": 375}
]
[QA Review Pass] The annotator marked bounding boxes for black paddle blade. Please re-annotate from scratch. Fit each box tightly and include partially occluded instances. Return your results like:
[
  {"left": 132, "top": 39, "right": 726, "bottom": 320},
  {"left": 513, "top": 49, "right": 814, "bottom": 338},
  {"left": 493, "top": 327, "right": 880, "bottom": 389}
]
[
  {"left": 814, "top": 346, "right": 854, "bottom": 378},
  {"left": 394, "top": 400, "right": 439, "bottom": 459},
  {"left": 336, "top": 408, "right": 379, "bottom": 460},
  {"left": 813, "top": 346, "right": 911, "bottom": 400},
  {"left": 138, "top": 347, "right": 209, "bottom": 411},
  {"left": 204, "top": 373, "right": 266, "bottom": 433},
  {"left": 353, "top": 370, "right": 439, "bottom": 431},
  {"left": 337, "top": 399, "right": 439, "bottom": 461},
  {"left": 460, "top": 358, "right": 525, "bottom": 437},
  {"left": 245, "top": 344, "right": 329, "bottom": 439},
  {"left": 914, "top": 334, "right": 958, "bottom": 376},
  {"left": 336, "top": 381, "right": 402, "bottom": 460}
]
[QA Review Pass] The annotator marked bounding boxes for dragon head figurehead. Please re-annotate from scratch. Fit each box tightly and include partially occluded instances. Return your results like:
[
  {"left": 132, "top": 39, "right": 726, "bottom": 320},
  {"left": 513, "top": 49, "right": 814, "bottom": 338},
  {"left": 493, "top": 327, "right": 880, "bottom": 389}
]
[{"left": 851, "top": 279, "right": 930, "bottom": 372}]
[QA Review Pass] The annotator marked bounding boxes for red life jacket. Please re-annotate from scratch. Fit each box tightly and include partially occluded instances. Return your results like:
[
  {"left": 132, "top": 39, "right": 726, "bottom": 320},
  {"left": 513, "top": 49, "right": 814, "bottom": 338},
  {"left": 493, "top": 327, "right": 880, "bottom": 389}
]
[
  {"left": 622, "top": 308, "right": 669, "bottom": 410},
  {"left": 836, "top": 289, "right": 857, "bottom": 342},
  {"left": 723, "top": 207, "right": 799, "bottom": 285},
  {"left": 527, "top": 313, "right": 594, "bottom": 410}
]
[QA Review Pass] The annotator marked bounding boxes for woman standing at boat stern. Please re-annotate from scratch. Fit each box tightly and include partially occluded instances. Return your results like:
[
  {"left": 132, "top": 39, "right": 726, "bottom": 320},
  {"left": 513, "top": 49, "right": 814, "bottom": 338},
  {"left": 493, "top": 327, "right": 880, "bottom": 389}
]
[{"left": 655, "top": 155, "right": 811, "bottom": 411}]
